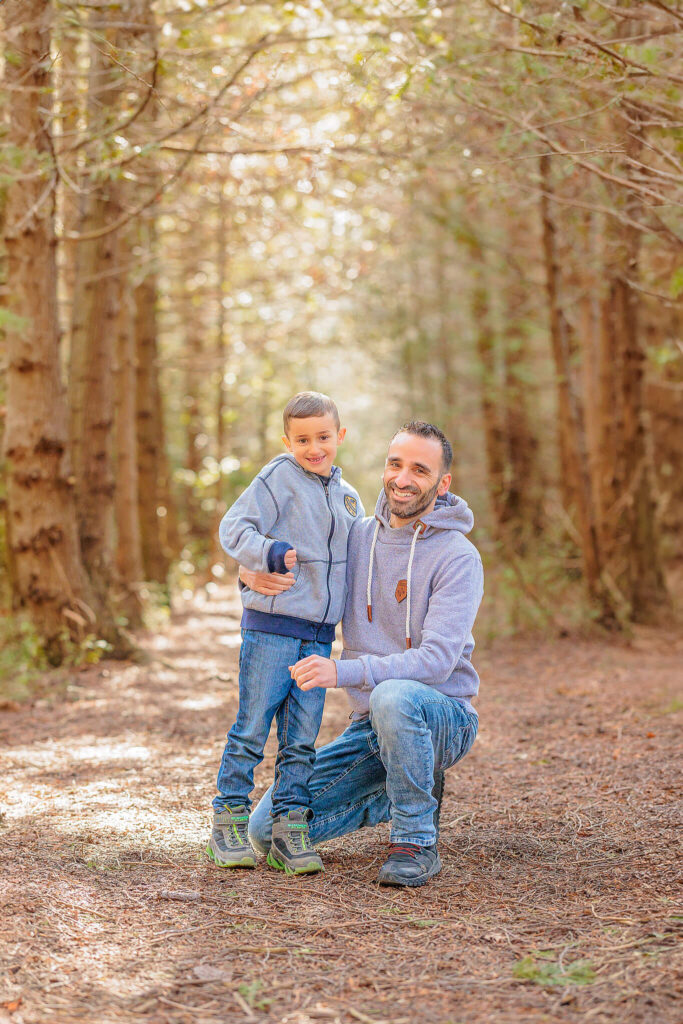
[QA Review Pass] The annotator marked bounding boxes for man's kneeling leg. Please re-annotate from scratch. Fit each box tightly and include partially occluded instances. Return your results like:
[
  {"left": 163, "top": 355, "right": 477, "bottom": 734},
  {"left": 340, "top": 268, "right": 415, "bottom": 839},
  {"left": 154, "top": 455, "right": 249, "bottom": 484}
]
[{"left": 369, "top": 679, "right": 476, "bottom": 887}]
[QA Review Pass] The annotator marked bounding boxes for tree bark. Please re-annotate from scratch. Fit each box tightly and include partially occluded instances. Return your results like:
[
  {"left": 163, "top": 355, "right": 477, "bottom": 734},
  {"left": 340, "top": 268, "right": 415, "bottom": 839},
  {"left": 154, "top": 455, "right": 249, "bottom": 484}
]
[
  {"left": 210, "top": 187, "right": 230, "bottom": 571},
  {"left": 598, "top": 109, "right": 668, "bottom": 619},
  {"left": 114, "top": 265, "right": 144, "bottom": 625},
  {"left": 68, "top": 19, "right": 121, "bottom": 597},
  {"left": 3, "top": 0, "right": 95, "bottom": 659},
  {"left": 135, "top": 241, "right": 171, "bottom": 585},
  {"left": 539, "top": 155, "right": 606, "bottom": 612}
]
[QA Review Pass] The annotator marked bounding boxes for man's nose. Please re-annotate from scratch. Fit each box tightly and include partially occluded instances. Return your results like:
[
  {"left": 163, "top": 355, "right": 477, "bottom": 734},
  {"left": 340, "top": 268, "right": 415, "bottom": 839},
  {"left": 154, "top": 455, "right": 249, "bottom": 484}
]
[{"left": 394, "top": 469, "right": 413, "bottom": 488}]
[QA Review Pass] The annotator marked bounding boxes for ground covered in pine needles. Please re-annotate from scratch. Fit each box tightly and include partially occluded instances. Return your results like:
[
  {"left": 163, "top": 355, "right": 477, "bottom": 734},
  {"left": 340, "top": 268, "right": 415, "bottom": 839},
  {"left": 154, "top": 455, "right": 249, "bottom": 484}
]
[{"left": 0, "top": 588, "right": 681, "bottom": 1024}]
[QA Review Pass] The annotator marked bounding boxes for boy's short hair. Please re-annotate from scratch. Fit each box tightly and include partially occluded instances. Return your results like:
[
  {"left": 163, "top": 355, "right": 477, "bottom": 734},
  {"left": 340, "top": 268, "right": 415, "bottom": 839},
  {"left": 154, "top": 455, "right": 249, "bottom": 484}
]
[
  {"left": 283, "top": 391, "right": 340, "bottom": 434},
  {"left": 392, "top": 420, "right": 453, "bottom": 474}
]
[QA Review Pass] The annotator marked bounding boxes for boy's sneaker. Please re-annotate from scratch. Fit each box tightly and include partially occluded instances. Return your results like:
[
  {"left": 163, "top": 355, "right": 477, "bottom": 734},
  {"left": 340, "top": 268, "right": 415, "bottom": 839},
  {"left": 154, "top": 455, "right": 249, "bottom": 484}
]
[
  {"left": 377, "top": 842, "right": 442, "bottom": 887},
  {"left": 206, "top": 805, "right": 256, "bottom": 868},
  {"left": 266, "top": 809, "right": 323, "bottom": 876}
]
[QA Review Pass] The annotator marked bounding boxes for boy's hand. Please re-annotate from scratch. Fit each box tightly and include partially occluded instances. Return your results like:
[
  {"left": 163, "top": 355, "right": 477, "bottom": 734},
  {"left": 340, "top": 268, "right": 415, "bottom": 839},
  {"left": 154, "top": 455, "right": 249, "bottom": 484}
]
[
  {"left": 290, "top": 655, "right": 338, "bottom": 691},
  {"left": 284, "top": 548, "right": 297, "bottom": 571},
  {"left": 239, "top": 565, "right": 295, "bottom": 595}
]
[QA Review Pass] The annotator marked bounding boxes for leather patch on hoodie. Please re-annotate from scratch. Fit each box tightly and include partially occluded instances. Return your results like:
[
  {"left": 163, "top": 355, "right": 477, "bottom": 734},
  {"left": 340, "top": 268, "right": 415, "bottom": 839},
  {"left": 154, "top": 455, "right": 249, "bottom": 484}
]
[{"left": 395, "top": 579, "right": 407, "bottom": 604}]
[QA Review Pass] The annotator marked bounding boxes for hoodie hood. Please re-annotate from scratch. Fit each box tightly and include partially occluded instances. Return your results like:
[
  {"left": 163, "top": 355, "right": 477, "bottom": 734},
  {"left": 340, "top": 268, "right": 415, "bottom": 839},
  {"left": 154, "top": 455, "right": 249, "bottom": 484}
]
[{"left": 373, "top": 488, "right": 474, "bottom": 535}]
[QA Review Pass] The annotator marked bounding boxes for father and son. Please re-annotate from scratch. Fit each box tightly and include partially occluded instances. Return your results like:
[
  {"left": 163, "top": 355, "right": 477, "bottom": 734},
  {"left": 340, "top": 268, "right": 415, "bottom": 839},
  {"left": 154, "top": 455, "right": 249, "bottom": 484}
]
[{"left": 207, "top": 391, "right": 483, "bottom": 888}]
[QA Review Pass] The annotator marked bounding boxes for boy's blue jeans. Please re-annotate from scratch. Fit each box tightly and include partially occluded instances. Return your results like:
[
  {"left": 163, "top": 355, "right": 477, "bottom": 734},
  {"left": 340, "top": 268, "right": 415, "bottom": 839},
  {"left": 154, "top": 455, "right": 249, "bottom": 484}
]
[
  {"left": 213, "top": 629, "right": 331, "bottom": 818},
  {"left": 249, "top": 678, "right": 478, "bottom": 849}
]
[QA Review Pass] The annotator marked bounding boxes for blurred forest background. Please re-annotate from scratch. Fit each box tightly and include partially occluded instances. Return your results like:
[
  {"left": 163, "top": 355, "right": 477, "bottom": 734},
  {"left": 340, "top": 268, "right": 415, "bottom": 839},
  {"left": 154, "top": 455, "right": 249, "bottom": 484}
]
[{"left": 1, "top": 0, "right": 682, "bottom": 685}]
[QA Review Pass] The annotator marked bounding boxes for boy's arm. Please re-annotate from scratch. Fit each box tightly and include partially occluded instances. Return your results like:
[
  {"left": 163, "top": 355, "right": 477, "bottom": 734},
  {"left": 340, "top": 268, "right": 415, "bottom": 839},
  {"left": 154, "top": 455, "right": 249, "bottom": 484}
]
[{"left": 219, "top": 476, "right": 293, "bottom": 573}]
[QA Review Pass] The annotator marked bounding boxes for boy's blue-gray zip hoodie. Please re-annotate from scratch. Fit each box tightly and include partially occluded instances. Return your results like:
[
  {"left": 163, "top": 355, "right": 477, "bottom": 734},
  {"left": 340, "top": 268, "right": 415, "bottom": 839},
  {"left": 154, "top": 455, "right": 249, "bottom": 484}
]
[
  {"left": 219, "top": 453, "right": 364, "bottom": 643},
  {"left": 336, "top": 490, "right": 483, "bottom": 719}
]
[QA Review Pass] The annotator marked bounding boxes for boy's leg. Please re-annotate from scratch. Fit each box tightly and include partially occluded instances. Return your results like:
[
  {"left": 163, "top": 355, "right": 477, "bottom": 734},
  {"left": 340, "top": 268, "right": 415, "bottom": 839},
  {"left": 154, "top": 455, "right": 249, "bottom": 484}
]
[
  {"left": 270, "top": 638, "right": 330, "bottom": 818},
  {"left": 212, "top": 630, "right": 303, "bottom": 812},
  {"left": 249, "top": 718, "right": 391, "bottom": 854}
]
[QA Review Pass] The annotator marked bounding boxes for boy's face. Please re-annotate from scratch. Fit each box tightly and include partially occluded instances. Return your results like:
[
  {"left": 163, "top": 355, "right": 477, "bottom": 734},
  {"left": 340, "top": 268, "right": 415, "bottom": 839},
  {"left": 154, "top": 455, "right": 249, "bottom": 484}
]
[{"left": 283, "top": 414, "right": 346, "bottom": 476}]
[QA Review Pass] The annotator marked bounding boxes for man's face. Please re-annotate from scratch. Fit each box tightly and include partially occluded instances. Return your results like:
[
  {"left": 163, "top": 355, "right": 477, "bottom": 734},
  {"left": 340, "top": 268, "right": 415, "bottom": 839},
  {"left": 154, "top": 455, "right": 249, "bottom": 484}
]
[
  {"left": 383, "top": 432, "right": 451, "bottom": 524},
  {"left": 282, "top": 414, "right": 346, "bottom": 476}
]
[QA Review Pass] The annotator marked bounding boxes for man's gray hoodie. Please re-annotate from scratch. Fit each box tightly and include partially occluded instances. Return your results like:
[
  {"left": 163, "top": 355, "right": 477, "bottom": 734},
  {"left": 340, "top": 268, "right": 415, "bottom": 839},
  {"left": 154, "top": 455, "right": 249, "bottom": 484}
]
[{"left": 336, "top": 490, "right": 483, "bottom": 718}]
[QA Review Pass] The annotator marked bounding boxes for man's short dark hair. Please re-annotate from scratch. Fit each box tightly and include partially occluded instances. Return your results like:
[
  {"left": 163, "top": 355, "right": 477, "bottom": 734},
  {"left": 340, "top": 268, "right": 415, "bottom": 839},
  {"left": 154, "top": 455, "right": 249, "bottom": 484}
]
[
  {"left": 392, "top": 420, "right": 453, "bottom": 474},
  {"left": 283, "top": 391, "right": 340, "bottom": 435}
]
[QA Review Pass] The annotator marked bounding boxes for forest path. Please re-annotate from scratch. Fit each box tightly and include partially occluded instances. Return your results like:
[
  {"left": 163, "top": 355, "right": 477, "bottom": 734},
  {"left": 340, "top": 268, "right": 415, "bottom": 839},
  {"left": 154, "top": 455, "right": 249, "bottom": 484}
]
[{"left": 0, "top": 590, "right": 681, "bottom": 1024}]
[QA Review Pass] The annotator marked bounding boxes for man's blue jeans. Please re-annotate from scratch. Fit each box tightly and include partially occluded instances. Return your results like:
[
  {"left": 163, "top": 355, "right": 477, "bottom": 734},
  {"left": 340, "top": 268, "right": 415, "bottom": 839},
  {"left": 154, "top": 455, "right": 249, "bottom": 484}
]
[
  {"left": 213, "top": 629, "right": 331, "bottom": 818},
  {"left": 249, "top": 679, "right": 478, "bottom": 850}
]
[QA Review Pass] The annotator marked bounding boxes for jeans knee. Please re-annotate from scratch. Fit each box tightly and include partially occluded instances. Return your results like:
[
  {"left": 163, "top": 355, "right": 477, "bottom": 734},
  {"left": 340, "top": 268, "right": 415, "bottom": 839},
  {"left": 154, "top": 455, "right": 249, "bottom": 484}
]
[{"left": 369, "top": 679, "right": 419, "bottom": 733}]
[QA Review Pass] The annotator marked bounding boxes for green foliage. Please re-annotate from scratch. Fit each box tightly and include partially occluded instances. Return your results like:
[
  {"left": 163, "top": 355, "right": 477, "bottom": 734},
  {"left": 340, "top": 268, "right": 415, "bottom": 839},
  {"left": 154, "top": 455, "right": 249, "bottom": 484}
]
[
  {"left": 0, "top": 616, "right": 113, "bottom": 702},
  {"left": 513, "top": 951, "right": 596, "bottom": 988},
  {"left": 236, "top": 980, "right": 273, "bottom": 1011},
  {"left": 669, "top": 267, "right": 683, "bottom": 299},
  {"left": 0, "top": 308, "right": 30, "bottom": 333}
]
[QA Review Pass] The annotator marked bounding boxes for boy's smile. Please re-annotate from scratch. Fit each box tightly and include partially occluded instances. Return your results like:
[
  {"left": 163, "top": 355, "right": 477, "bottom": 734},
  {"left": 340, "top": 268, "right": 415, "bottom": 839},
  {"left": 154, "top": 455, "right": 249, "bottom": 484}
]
[{"left": 283, "top": 414, "right": 346, "bottom": 477}]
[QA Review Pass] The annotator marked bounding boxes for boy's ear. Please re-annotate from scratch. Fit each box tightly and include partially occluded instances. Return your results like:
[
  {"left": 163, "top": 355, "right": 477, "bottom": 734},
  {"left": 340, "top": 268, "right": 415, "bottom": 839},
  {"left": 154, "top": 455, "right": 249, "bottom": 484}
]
[
  {"left": 282, "top": 434, "right": 292, "bottom": 451},
  {"left": 337, "top": 427, "right": 347, "bottom": 443}
]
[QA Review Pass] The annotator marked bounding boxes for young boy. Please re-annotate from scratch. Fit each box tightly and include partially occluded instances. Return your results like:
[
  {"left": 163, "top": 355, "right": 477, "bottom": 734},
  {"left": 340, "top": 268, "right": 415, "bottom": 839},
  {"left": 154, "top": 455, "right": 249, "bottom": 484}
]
[{"left": 207, "top": 391, "right": 363, "bottom": 875}]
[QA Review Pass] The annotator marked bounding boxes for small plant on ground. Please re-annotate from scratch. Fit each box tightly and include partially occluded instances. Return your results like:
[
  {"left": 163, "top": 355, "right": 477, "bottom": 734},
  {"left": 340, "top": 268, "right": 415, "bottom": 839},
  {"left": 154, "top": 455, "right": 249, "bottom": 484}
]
[{"left": 513, "top": 950, "right": 596, "bottom": 987}]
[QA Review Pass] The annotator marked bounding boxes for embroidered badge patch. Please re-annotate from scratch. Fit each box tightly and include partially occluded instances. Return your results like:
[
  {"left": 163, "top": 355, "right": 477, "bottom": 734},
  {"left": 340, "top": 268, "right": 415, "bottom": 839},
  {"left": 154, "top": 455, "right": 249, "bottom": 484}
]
[
  {"left": 344, "top": 495, "right": 358, "bottom": 516},
  {"left": 395, "top": 579, "right": 407, "bottom": 604}
]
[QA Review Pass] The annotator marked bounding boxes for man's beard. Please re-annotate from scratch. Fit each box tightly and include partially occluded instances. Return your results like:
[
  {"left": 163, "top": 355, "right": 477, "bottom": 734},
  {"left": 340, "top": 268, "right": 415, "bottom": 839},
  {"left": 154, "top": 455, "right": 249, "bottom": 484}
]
[{"left": 384, "top": 478, "right": 440, "bottom": 520}]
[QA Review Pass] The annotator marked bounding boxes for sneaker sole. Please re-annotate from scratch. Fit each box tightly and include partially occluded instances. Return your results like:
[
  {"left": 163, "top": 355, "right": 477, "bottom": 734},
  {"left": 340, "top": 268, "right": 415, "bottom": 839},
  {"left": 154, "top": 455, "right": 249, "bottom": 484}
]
[
  {"left": 377, "top": 855, "right": 442, "bottom": 888},
  {"left": 206, "top": 841, "right": 256, "bottom": 869},
  {"left": 266, "top": 849, "right": 323, "bottom": 876}
]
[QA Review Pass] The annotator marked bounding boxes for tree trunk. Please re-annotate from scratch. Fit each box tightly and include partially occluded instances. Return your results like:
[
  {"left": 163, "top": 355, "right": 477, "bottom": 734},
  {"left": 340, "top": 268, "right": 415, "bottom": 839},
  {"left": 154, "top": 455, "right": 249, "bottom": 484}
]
[
  {"left": 114, "top": 266, "right": 144, "bottom": 626},
  {"left": 68, "top": 22, "right": 120, "bottom": 598},
  {"left": 500, "top": 279, "right": 541, "bottom": 544},
  {"left": 3, "top": 0, "right": 96, "bottom": 660},
  {"left": 539, "top": 155, "right": 606, "bottom": 613},
  {"left": 467, "top": 233, "right": 507, "bottom": 536},
  {"left": 598, "top": 111, "right": 668, "bottom": 619},
  {"left": 210, "top": 187, "right": 230, "bottom": 571},
  {"left": 135, "top": 242, "right": 171, "bottom": 585}
]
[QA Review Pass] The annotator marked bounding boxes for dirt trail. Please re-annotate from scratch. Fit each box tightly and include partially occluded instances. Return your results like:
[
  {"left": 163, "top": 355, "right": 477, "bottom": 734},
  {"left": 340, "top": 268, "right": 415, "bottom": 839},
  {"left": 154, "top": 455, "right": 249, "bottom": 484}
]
[{"left": 0, "top": 589, "right": 681, "bottom": 1024}]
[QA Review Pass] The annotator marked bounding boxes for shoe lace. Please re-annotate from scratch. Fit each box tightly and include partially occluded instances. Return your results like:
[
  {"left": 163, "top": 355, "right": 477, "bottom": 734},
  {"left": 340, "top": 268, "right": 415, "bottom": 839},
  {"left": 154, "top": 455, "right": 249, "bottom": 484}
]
[
  {"left": 226, "top": 816, "right": 249, "bottom": 847},
  {"left": 286, "top": 823, "right": 310, "bottom": 853},
  {"left": 388, "top": 843, "right": 420, "bottom": 859}
]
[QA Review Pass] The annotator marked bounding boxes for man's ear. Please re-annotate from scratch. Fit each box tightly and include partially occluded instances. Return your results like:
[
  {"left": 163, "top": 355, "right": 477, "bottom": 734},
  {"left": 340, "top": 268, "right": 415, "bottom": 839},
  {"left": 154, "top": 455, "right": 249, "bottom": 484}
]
[
  {"left": 438, "top": 473, "right": 452, "bottom": 496},
  {"left": 337, "top": 427, "right": 347, "bottom": 443},
  {"left": 282, "top": 434, "right": 292, "bottom": 451}
]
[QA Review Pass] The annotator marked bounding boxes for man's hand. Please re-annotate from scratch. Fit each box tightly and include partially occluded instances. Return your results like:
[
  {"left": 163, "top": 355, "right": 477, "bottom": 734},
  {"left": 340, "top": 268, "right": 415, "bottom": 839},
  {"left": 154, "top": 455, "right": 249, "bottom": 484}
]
[
  {"left": 290, "top": 655, "right": 338, "bottom": 691},
  {"left": 284, "top": 548, "right": 297, "bottom": 571},
  {"left": 239, "top": 565, "right": 296, "bottom": 595}
]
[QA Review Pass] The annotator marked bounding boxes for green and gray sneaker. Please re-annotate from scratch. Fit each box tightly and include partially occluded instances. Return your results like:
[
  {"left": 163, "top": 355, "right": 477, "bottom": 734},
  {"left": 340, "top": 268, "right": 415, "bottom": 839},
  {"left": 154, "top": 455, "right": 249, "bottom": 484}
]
[
  {"left": 266, "top": 809, "right": 323, "bottom": 876},
  {"left": 206, "top": 805, "right": 256, "bottom": 868}
]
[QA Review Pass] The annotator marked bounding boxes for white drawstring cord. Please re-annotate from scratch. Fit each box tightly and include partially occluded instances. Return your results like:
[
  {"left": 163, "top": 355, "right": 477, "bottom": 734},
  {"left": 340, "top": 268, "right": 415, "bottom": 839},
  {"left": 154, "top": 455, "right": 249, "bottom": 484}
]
[
  {"left": 405, "top": 522, "right": 424, "bottom": 648},
  {"left": 366, "top": 518, "right": 381, "bottom": 621}
]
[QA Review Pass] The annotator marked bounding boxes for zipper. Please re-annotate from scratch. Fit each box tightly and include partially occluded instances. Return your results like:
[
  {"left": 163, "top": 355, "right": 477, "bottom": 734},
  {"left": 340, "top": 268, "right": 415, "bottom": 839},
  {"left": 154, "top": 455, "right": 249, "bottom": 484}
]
[{"left": 318, "top": 477, "right": 335, "bottom": 638}]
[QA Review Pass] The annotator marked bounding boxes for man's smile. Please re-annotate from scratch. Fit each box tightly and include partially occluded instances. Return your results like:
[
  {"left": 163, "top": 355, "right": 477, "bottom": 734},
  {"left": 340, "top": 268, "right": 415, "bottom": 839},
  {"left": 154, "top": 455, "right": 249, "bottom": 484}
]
[{"left": 389, "top": 484, "right": 419, "bottom": 501}]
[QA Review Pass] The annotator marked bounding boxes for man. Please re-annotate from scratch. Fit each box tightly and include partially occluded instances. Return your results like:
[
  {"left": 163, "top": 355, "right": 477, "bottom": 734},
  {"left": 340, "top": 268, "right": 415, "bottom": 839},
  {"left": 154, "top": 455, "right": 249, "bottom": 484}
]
[{"left": 240, "top": 421, "right": 483, "bottom": 887}]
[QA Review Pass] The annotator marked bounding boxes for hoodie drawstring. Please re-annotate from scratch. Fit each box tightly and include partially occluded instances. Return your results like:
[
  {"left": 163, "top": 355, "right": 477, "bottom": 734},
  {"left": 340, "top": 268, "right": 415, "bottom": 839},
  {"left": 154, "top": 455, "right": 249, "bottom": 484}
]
[
  {"left": 366, "top": 518, "right": 424, "bottom": 649},
  {"left": 405, "top": 522, "right": 424, "bottom": 648},
  {"left": 366, "top": 518, "right": 381, "bottom": 622}
]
